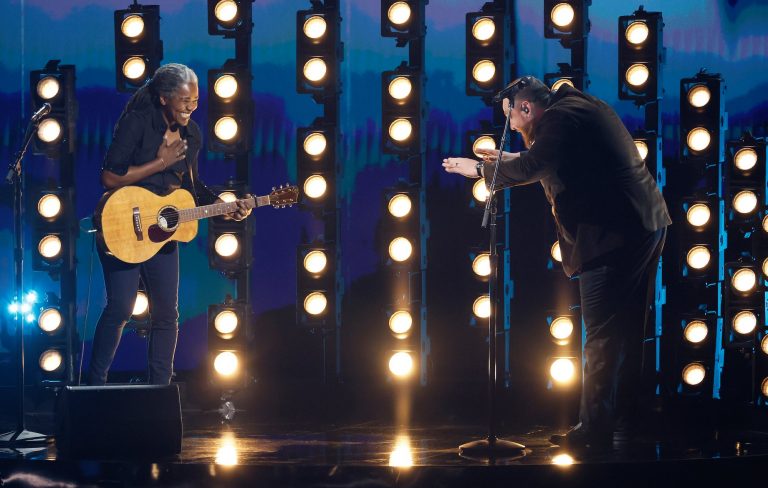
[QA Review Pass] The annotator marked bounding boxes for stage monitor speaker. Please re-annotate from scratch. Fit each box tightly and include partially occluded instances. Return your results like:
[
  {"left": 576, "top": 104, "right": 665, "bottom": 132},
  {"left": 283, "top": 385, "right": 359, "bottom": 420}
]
[{"left": 56, "top": 384, "right": 182, "bottom": 457}]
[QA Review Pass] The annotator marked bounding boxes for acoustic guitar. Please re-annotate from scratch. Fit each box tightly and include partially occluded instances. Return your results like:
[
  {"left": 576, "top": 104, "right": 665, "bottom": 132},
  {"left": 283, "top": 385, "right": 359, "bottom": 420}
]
[{"left": 93, "top": 185, "right": 299, "bottom": 264}]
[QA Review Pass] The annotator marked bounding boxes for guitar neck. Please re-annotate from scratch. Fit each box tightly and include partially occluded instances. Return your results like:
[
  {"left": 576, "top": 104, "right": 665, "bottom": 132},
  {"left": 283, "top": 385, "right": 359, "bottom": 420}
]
[{"left": 177, "top": 195, "right": 270, "bottom": 223}]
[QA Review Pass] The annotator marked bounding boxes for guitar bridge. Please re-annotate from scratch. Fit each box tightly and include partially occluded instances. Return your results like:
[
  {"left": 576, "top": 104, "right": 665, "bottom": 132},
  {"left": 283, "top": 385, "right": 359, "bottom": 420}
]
[{"left": 133, "top": 207, "right": 143, "bottom": 241}]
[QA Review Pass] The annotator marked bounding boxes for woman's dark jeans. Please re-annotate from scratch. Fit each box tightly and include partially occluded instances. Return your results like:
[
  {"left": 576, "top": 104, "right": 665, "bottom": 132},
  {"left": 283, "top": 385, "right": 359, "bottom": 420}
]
[{"left": 88, "top": 243, "right": 180, "bottom": 385}]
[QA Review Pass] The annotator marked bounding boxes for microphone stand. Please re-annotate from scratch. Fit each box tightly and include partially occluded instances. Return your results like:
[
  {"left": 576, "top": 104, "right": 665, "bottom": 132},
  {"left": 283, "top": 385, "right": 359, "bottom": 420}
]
[
  {"left": 0, "top": 116, "right": 49, "bottom": 448},
  {"left": 459, "top": 106, "right": 525, "bottom": 459}
]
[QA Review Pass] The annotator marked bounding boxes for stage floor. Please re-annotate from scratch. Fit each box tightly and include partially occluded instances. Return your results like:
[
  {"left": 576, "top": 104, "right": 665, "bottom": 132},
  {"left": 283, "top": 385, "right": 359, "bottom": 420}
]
[{"left": 2, "top": 412, "right": 768, "bottom": 486}]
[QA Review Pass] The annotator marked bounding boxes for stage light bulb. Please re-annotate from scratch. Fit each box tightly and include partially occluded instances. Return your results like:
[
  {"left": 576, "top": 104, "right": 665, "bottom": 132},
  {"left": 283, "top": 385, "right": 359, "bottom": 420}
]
[
  {"left": 387, "top": 2, "right": 411, "bottom": 26},
  {"left": 38, "top": 308, "right": 62, "bottom": 333},
  {"left": 132, "top": 291, "right": 149, "bottom": 316},
  {"left": 687, "top": 85, "right": 711, "bottom": 108},
  {"left": 388, "top": 194, "right": 412, "bottom": 218},
  {"left": 550, "top": 358, "right": 576, "bottom": 384},
  {"left": 551, "top": 241, "right": 562, "bottom": 262},
  {"left": 550, "top": 3, "right": 575, "bottom": 28},
  {"left": 552, "top": 454, "right": 575, "bottom": 466},
  {"left": 213, "top": 351, "right": 239, "bottom": 377},
  {"left": 389, "top": 311, "right": 413, "bottom": 335},
  {"left": 734, "top": 148, "right": 758, "bottom": 172},
  {"left": 388, "top": 76, "right": 412, "bottom": 101},
  {"left": 625, "top": 21, "right": 649, "bottom": 45},
  {"left": 733, "top": 310, "right": 757, "bottom": 335},
  {"left": 762, "top": 378, "right": 768, "bottom": 397},
  {"left": 303, "top": 132, "right": 327, "bottom": 156},
  {"left": 472, "top": 253, "right": 491, "bottom": 277},
  {"left": 37, "top": 119, "right": 62, "bottom": 143},
  {"left": 625, "top": 64, "right": 649, "bottom": 87},
  {"left": 214, "top": 116, "right": 238, "bottom": 142},
  {"left": 38, "top": 235, "right": 62, "bottom": 259},
  {"left": 388, "top": 351, "right": 413, "bottom": 377},
  {"left": 550, "top": 317, "right": 574, "bottom": 340},
  {"left": 472, "top": 136, "right": 496, "bottom": 158},
  {"left": 634, "top": 140, "right": 648, "bottom": 160},
  {"left": 473, "top": 179, "right": 490, "bottom": 202},
  {"left": 684, "top": 320, "right": 708, "bottom": 343},
  {"left": 682, "top": 363, "right": 705, "bottom": 386},
  {"left": 303, "top": 58, "right": 327, "bottom": 82},
  {"left": 686, "top": 203, "right": 710, "bottom": 227},
  {"left": 732, "top": 268, "right": 756, "bottom": 293},
  {"left": 472, "top": 17, "right": 495, "bottom": 41},
  {"left": 38, "top": 194, "right": 62, "bottom": 219},
  {"left": 214, "top": 310, "right": 239, "bottom": 336},
  {"left": 472, "top": 295, "right": 491, "bottom": 319},
  {"left": 303, "top": 15, "right": 327, "bottom": 39},
  {"left": 388, "top": 237, "right": 413, "bottom": 262},
  {"left": 303, "top": 175, "right": 327, "bottom": 199},
  {"left": 303, "top": 291, "right": 327, "bottom": 315},
  {"left": 733, "top": 190, "right": 758, "bottom": 214},
  {"left": 214, "top": 74, "right": 238, "bottom": 100},
  {"left": 36, "top": 76, "right": 60, "bottom": 100},
  {"left": 763, "top": 258, "right": 768, "bottom": 278},
  {"left": 761, "top": 335, "right": 768, "bottom": 355},
  {"left": 763, "top": 215, "right": 768, "bottom": 233},
  {"left": 122, "top": 56, "right": 146, "bottom": 80},
  {"left": 388, "top": 119, "right": 412, "bottom": 142},
  {"left": 218, "top": 191, "right": 237, "bottom": 203},
  {"left": 214, "top": 0, "right": 239, "bottom": 24},
  {"left": 215, "top": 234, "right": 239, "bottom": 258},
  {"left": 686, "top": 246, "right": 710, "bottom": 270},
  {"left": 551, "top": 78, "right": 574, "bottom": 92},
  {"left": 121, "top": 14, "right": 145, "bottom": 38},
  {"left": 39, "top": 349, "right": 62, "bottom": 372},
  {"left": 472, "top": 60, "right": 496, "bottom": 83},
  {"left": 303, "top": 250, "right": 328, "bottom": 274},
  {"left": 687, "top": 128, "right": 711, "bottom": 152}
]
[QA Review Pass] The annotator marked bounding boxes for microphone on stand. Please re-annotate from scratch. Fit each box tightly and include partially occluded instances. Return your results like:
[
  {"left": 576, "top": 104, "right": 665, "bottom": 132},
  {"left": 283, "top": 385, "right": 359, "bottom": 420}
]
[
  {"left": 30, "top": 103, "right": 52, "bottom": 123},
  {"left": 492, "top": 76, "right": 532, "bottom": 103}
]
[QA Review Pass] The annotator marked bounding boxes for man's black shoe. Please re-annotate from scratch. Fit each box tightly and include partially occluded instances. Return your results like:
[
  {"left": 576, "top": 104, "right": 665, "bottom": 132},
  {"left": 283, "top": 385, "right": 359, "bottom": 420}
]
[{"left": 549, "top": 428, "right": 612, "bottom": 450}]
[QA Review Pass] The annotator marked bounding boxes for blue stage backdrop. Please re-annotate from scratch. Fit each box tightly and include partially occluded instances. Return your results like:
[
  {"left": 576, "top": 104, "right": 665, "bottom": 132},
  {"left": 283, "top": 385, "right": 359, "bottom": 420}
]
[{"left": 1, "top": 0, "right": 767, "bottom": 380}]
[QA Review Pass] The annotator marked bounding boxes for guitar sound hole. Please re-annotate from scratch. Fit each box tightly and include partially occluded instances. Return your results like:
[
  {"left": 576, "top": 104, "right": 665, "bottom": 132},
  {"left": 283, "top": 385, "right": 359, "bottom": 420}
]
[{"left": 157, "top": 206, "right": 180, "bottom": 232}]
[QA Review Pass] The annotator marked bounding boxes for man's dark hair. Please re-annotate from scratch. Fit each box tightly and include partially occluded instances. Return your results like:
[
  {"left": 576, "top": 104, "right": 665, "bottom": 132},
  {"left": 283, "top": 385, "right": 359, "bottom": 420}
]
[{"left": 509, "top": 75, "right": 551, "bottom": 107}]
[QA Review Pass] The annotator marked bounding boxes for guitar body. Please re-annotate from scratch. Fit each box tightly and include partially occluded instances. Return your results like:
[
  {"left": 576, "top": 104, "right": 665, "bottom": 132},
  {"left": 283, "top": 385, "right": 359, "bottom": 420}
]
[{"left": 94, "top": 186, "right": 198, "bottom": 264}]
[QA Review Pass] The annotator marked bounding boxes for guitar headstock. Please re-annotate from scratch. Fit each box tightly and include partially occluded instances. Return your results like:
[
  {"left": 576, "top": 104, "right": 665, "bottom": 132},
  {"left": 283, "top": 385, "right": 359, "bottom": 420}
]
[{"left": 269, "top": 184, "right": 300, "bottom": 208}]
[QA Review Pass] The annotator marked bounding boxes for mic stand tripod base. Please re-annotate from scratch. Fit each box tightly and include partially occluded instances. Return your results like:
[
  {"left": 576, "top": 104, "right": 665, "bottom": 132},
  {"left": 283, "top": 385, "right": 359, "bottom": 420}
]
[{"left": 459, "top": 436, "right": 526, "bottom": 460}]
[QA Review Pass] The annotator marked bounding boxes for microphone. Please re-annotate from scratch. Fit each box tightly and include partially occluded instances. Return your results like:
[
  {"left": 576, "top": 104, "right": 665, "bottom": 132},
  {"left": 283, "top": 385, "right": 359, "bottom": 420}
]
[
  {"left": 492, "top": 76, "right": 531, "bottom": 103},
  {"left": 31, "top": 103, "right": 51, "bottom": 122}
]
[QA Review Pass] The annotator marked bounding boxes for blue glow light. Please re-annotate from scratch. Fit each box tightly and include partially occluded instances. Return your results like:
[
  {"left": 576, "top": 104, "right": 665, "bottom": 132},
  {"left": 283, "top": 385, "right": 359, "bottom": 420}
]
[
  {"left": 20, "top": 303, "right": 32, "bottom": 314},
  {"left": 25, "top": 314, "right": 36, "bottom": 323},
  {"left": 24, "top": 291, "right": 38, "bottom": 304},
  {"left": 8, "top": 302, "right": 19, "bottom": 314}
]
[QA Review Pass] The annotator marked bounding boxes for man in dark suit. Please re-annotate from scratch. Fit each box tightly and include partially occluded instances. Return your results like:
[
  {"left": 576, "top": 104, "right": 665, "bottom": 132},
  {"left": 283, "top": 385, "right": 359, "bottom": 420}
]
[{"left": 443, "top": 76, "right": 671, "bottom": 449}]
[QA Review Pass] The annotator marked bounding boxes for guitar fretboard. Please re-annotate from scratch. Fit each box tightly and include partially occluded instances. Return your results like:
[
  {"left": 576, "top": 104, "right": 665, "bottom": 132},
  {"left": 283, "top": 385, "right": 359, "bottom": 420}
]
[{"left": 177, "top": 195, "right": 270, "bottom": 223}]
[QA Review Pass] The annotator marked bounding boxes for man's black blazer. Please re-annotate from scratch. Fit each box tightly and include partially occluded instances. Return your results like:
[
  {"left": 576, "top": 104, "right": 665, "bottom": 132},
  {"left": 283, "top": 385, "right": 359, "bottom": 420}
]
[{"left": 486, "top": 85, "right": 671, "bottom": 277}]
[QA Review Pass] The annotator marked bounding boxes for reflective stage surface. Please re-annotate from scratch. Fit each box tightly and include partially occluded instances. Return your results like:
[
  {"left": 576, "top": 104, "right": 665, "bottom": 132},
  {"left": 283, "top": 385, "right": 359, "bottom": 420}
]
[{"left": 1, "top": 412, "right": 768, "bottom": 487}]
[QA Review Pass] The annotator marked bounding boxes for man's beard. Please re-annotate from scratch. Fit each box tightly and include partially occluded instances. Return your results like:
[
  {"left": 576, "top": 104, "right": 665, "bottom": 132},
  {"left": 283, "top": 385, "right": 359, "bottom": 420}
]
[{"left": 519, "top": 125, "right": 535, "bottom": 149}]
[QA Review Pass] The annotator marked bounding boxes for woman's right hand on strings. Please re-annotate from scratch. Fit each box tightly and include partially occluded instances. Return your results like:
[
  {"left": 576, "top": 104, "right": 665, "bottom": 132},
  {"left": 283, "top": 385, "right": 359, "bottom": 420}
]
[{"left": 156, "top": 137, "right": 188, "bottom": 168}]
